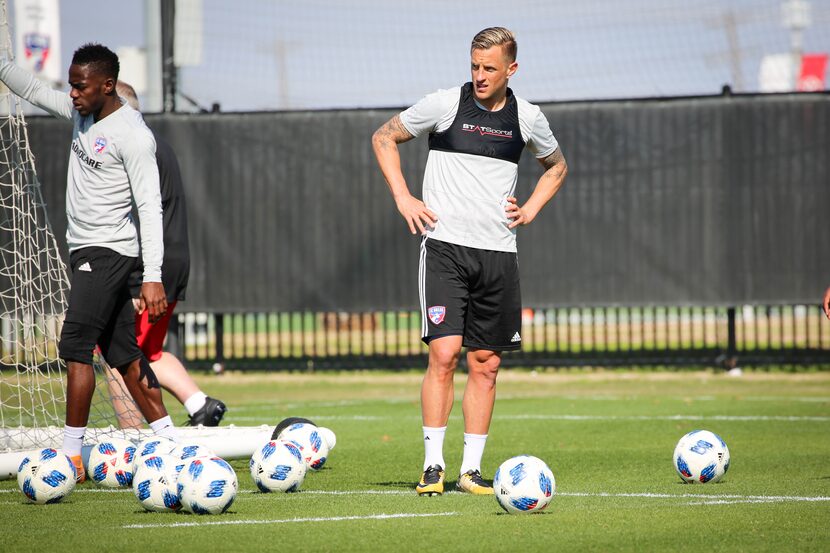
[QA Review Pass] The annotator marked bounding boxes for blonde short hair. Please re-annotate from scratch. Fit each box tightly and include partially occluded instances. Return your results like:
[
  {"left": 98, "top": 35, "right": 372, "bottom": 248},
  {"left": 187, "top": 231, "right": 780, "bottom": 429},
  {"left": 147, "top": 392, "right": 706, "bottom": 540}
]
[
  {"left": 115, "top": 81, "right": 140, "bottom": 110},
  {"left": 471, "top": 27, "right": 517, "bottom": 63}
]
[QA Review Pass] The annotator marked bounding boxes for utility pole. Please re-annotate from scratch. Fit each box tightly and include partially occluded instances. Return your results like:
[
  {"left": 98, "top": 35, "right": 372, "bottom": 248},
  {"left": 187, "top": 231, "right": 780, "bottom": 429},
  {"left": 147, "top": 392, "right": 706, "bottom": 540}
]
[
  {"left": 723, "top": 11, "right": 743, "bottom": 92},
  {"left": 160, "top": 0, "right": 176, "bottom": 112}
]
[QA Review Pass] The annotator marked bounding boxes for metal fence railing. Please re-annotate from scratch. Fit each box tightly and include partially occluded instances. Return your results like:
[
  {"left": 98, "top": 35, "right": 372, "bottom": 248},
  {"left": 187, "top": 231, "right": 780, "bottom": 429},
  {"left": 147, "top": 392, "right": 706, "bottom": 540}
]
[{"left": 172, "top": 304, "right": 830, "bottom": 371}]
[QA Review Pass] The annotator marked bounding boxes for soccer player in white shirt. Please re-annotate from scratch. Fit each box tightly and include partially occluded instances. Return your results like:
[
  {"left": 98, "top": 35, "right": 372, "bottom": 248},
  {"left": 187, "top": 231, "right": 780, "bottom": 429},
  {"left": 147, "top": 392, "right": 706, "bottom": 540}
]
[
  {"left": 0, "top": 44, "right": 177, "bottom": 481},
  {"left": 373, "top": 27, "right": 568, "bottom": 495}
]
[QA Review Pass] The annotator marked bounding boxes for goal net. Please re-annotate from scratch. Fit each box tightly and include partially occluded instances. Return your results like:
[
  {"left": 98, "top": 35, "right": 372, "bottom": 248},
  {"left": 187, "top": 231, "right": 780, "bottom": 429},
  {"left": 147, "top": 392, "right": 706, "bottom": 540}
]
[
  {"left": 0, "top": 0, "right": 143, "bottom": 471},
  {"left": 0, "top": 2, "right": 271, "bottom": 480}
]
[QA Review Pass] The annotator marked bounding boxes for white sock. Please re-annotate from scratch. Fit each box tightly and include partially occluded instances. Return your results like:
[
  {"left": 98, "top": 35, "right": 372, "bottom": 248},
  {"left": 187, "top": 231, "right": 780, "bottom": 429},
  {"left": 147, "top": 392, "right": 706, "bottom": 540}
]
[
  {"left": 184, "top": 391, "right": 208, "bottom": 416},
  {"left": 149, "top": 415, "right": 178, "bottom": 441},
  {"left": 422, "top": 426, "right": 446, "bottom": 470},
  {"left": 459, "top": 433, "right": 488, "bottom": 475},
  {"left": 61, "top": 425, "right": 86, "bottom": 457}
]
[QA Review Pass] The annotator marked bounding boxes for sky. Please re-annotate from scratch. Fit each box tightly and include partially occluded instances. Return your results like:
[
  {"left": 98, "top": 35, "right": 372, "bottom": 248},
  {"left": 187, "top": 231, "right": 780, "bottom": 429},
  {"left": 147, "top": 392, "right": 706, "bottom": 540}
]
[{"left": 32, "top": 0, "right": 830, "bottom": 112}]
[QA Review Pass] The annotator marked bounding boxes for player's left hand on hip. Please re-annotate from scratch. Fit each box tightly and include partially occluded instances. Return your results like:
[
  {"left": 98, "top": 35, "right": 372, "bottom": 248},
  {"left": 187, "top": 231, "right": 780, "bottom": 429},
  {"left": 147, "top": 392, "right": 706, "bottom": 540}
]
[{"left": 505, "top": 196, "right": 531, "bottom": 229}]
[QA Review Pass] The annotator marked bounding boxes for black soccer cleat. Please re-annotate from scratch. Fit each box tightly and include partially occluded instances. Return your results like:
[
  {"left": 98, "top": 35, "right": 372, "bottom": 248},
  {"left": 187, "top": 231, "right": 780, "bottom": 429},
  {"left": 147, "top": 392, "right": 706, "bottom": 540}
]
[{"left": 184, "top": 396, "right": 227, "bottom": 426}]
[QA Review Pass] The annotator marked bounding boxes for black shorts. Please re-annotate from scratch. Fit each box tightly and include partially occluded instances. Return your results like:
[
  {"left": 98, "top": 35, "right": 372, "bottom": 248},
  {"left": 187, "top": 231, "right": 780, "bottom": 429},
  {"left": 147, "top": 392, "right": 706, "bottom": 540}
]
[
  {"left": 58, "top": 247, "right": 142, "bottom": 368},
  {"left": 419, "top": 238, "right": 522, "bottom": 351}
]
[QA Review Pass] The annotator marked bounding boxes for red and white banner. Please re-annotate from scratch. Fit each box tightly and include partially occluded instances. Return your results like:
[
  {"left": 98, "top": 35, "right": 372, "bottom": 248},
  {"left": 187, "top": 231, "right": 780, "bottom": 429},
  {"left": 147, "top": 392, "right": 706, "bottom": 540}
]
[
  {"left": 14, "top": 0, "right": 61, "bottom": 84},
  {"left": 797, "top": 54, "right": 828, "bottom": 92},
  {"left": 759, "top": 52, "right": 828, "bottom": 93}
]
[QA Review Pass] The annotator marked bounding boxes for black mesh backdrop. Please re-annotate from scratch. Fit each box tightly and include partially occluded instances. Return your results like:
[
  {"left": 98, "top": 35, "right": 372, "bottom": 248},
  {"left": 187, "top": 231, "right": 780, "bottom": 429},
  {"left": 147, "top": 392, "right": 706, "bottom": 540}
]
[{"left": 23, "top": 93, "right": 830, "bottom": 312}]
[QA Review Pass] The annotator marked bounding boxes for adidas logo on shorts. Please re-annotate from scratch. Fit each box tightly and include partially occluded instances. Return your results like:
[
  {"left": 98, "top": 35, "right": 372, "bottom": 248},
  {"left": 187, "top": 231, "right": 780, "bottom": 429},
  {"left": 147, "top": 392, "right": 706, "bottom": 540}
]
[
  {"left": 510, "top": 332, "right": 521, "bottom": 343},
  {"left": 78, "top": 262, "right": 92, "bottom": 272}
]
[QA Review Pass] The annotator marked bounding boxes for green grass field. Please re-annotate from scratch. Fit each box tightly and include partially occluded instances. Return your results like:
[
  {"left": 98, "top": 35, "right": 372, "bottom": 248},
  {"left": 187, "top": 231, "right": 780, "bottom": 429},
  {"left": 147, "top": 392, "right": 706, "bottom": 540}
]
[{"left": 2, "top": 369, "right": 829, "bottom": 552}]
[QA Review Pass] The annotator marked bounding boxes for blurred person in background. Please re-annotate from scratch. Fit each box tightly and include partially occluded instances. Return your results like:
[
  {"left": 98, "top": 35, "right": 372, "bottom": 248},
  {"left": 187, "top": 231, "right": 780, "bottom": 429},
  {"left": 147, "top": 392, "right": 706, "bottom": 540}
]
[{"left": 107, "top": 82, "right": 226, "bottom": 429}]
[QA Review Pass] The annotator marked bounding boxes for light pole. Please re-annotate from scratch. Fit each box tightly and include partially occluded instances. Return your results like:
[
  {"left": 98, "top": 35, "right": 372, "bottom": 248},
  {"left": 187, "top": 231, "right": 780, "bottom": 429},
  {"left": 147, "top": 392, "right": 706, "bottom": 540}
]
[{"left": 781, "top": 0, "right": 811, "bottom": 90}]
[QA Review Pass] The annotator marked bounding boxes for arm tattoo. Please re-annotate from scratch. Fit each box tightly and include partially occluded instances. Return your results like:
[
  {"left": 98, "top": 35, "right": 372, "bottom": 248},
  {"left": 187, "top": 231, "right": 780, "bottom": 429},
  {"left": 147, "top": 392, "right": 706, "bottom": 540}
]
[
  {"left": 539, "top": 148, "right": 567, "bottom": 180},
  {"left": 374, "top": 115, "right": 414, "bottom": 150},
  {"left": 541, "top": 148, "right": 565, "bottom": 171}
]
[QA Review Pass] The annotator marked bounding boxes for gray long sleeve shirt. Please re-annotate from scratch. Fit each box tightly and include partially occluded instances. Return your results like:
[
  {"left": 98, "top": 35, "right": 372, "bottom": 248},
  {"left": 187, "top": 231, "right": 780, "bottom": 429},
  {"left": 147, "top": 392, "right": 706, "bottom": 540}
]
[{"left": 0, "top": 61, "right": 163, "bottom": 282}]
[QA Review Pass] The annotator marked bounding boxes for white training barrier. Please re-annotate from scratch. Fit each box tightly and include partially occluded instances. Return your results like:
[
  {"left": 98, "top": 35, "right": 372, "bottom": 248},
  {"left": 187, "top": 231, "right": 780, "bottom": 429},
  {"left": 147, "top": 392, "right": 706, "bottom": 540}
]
[{"left": 0, "top": 424, "right": 274, "bottom": 480}]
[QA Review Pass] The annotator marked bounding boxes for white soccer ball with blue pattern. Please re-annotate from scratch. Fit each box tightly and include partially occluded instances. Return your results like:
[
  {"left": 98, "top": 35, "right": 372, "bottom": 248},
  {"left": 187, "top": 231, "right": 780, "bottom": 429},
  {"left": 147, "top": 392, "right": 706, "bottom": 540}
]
[
  {"left": 493, "top": 455, "right": 555, "bottom": 514},
  {"left": 132, "top": 435, "right": 177, "bottom": 471},
  {"left": 177, "top": 456, "right": 238, "bottom": 515},
  {"left": 17, "top": 448, "right": 76, "bottom": 504},
  {"left": 88, "top": 437, "right": 137, "bottom": 488},
  {"left": 132, "top": 454, "right": 183, "bottom": 512},
  {"left": 170, "top": 442, "right": 214, "bottom": 464},
  {"left": 278, "top": 422, "right": 329, "bottom": 471},
  {"left": 249, "top": 439, "right": 307, "bottom": 493},
  {"left": 673, "top": 430, "right": 730, "bottom": 484},
  {"left": 317, "top": 427, "right": 337, "bottom": 451}
]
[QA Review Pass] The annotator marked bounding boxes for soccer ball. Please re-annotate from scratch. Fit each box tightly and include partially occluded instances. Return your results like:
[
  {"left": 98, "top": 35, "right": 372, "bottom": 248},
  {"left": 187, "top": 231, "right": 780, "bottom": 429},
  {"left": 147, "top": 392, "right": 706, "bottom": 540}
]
[
  {"left": 132, "top": 454, "right": 182, "bottom": 512},
  {"left": 177, "top": 457, "right": 238, "bottom": 515},
  {"left": 170, "top": 442, "right": 214, "bottom": 464},
  {"left": 493, "top": 455, "right": 556, "bottom": 514},
  {"left": 88, "top": 437, "right": 137, "bottom": 488},
  {"left": 17, "top": 448, "right": 76, "bottom": 504},
  {"left": 132, "top": 436, "right": 177, "bottom": 471},
  {"left": 278, "top": 422, "right": 329, "bottom": 470},
  {"left": 249, "top": 440, "right": 307, "bottom": 493},
  {"left": 318, "top": 427, "right": 337, "bottom": 451},
  {"left": 673, "top": 430, "right": 730, "bottom": 484},
  {"left": 273, "top": 418, "right": 337, "bottom": 452}
]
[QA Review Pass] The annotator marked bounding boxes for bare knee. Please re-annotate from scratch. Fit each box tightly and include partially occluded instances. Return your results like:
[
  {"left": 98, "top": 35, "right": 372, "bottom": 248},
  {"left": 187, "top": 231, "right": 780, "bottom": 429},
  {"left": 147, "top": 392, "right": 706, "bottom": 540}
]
[
  {"left": 467, "top": 349, "right": 501, "bottom": 385},
  {"left": 116, "top": 358, "right": 140, "bottom": 378},
  {"left": 427, "top": 340, "right": 462, "bottom": 382}
]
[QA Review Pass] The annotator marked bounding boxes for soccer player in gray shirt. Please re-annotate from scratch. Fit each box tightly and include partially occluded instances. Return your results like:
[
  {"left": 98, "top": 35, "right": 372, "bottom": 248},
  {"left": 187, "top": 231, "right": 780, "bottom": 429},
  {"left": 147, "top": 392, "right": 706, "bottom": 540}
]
[
  {"left": 0, "top": 44, "right": 176, "bottom": 481},
  {"left": 373, "top": 27, "right": 568, "bottom": 496}
]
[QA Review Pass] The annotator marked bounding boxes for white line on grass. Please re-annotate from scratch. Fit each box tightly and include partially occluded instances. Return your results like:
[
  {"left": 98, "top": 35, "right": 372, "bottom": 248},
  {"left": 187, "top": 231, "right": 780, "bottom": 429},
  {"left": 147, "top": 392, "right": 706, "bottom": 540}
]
[
  {"left": 230, "top": 396, "right": 830, "bottom": 413},
  {"left": 554, "top": 395, "right": 830, "bottom": 403},
  {"left": 5, "top": 488, "right": 827, "bottom": 505},
  {"left": 123, "top": 511, "right": 459, "bottom": 529},
  {"left": 740, "top": 396, "right": 830, "bottom": 403},
  {"left": 685, "top": 498, "right": 806, "bottom": 505},
  {"left": 501, "top": 414, "right": 830, "bottom": 422},
  {"left": 0, "top": 488, "right": 412, "bottom": 495},
  {"left": 0, "top": 487, "right": 129, "bottom": 494},
  {"left": 230, "top": 398, "right": 412, "bottom": 413},
  {"left": 557, "top": 492, "right": 830, "bottom": 502},
  {"left": 230, "top": 415, "right": 386, "bottom": 422},
  {"left": 294, "top": 490, "right": 412, "bottom": 495},
  {"left": 230, "top": 414, "right": 830, "bottom": 423}
]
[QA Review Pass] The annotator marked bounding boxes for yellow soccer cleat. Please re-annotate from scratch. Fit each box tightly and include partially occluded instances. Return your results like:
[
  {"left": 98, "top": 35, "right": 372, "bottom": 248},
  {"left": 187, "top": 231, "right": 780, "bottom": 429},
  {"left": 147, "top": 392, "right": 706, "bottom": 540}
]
[
  {"left": 416, "top": 464, "right": 444, "bottom": 496},
  {"left": 456, "top": 469, "right": 494, "bottom": 495}
]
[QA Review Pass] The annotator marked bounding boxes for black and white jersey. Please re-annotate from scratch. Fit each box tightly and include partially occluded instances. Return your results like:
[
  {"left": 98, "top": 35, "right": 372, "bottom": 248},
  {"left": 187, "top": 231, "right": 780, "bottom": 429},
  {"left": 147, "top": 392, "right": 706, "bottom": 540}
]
[
  {"left": 0, "top": 62, "right": 164, "bottom": 282},
  {"left": 400, "top": 82, "right": 558, "bottom": 252}
]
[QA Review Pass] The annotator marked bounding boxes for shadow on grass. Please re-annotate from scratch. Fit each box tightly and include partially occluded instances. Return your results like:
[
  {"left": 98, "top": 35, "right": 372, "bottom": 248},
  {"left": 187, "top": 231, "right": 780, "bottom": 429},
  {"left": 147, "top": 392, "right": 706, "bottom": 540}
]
[
  {"left": 372, "top": 480, "right": 416, "bottom": 489},
  {"left": 373, "top": 478, "right": 472, "bottom": 491}
]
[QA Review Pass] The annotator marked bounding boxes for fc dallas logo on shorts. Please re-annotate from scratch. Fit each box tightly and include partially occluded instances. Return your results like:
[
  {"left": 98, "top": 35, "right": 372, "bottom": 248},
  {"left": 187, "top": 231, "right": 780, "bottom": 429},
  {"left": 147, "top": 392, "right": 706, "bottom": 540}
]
[{"left": 428, "top": 306, "right": 446, "bottom": 325}]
